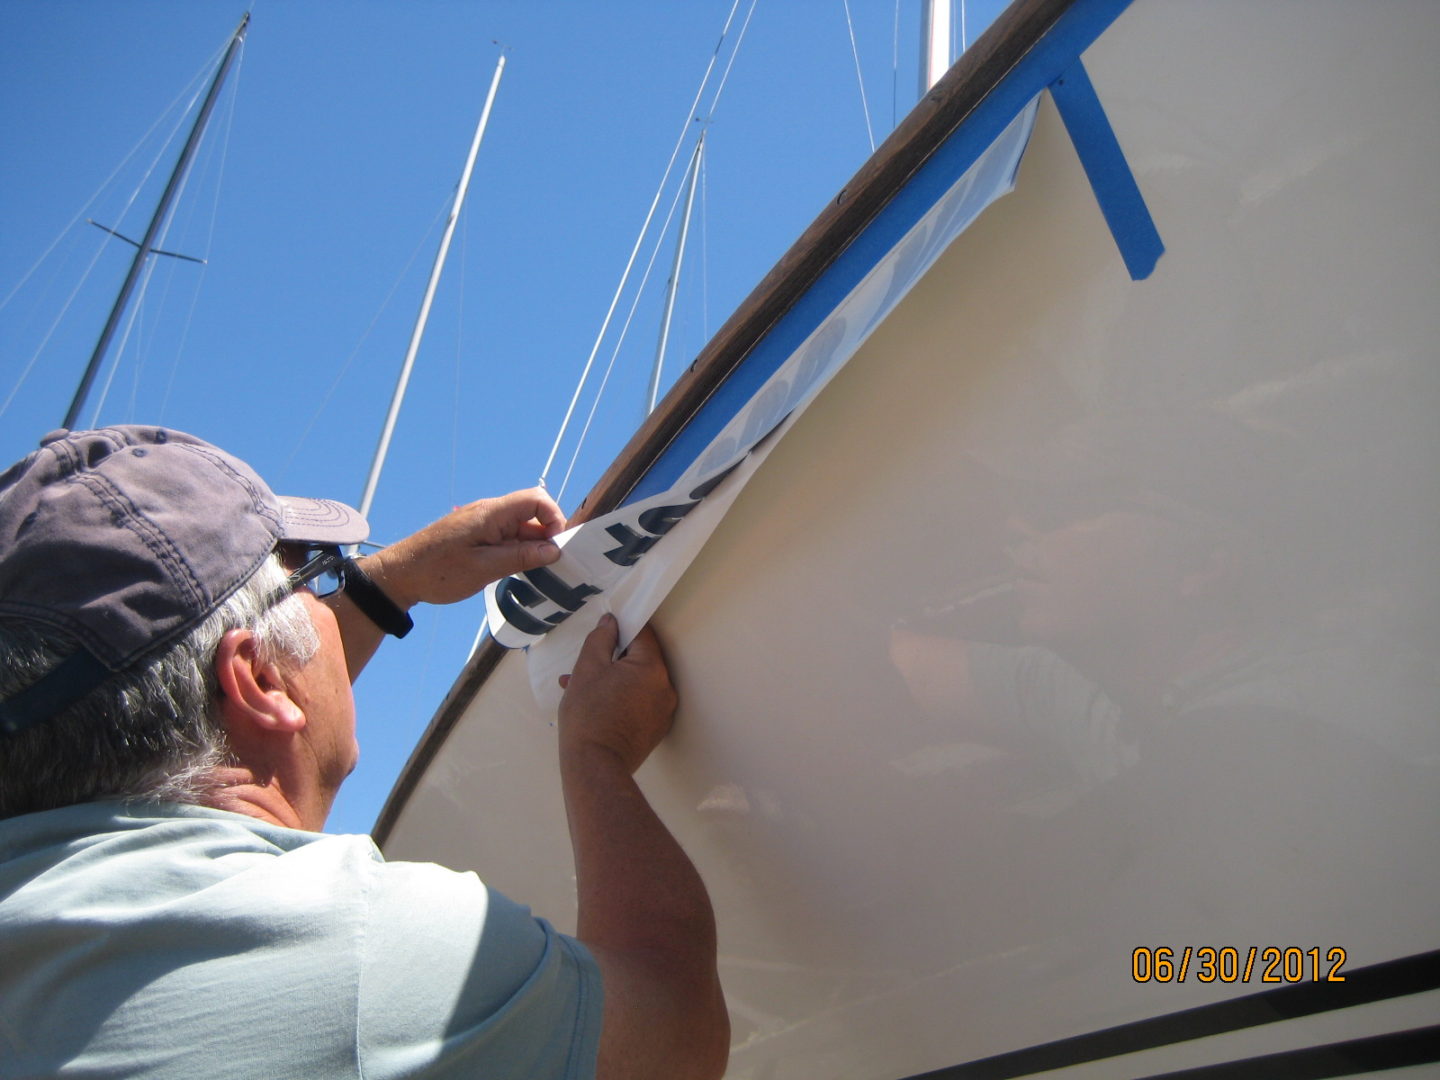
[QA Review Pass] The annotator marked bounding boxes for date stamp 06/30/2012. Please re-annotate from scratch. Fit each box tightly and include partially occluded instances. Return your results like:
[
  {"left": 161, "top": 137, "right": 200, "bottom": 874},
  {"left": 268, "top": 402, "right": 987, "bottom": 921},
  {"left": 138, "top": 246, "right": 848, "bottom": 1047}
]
[{"left": 1132, "top": 946, "right": 1348, "bottom": 985}]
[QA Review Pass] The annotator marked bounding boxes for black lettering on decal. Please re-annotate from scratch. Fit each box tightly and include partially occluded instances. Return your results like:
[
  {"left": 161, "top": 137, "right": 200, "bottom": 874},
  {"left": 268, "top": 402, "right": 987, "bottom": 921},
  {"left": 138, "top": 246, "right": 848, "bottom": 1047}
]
[
  {"left": 523, "top": 566, "right": 601, "bottom": 612},
  {"left": 603, "top": 523, "right": 660, "bottom": 567},
  {"left": 637, "top": 502, "right": 697, "bottom": 537},
  {"left": 495, "top": 578, "right": 553, "bottom": 637},
  {"left": 687, "top": 461, "right": 742, "bottom": 501}
]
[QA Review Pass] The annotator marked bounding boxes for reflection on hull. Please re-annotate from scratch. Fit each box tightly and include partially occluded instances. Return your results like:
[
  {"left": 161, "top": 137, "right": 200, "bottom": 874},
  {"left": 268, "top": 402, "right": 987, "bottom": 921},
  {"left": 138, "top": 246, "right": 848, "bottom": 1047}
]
[{"left": 381, "top": 1, "right": 1440, "bottom": 1076}]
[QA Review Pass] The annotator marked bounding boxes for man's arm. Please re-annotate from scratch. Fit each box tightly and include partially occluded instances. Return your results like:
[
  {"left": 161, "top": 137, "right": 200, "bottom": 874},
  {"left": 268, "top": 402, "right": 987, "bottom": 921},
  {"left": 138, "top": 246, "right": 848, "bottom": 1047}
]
[
  {"left": 325, "top": 488, "right": 566, "bottom": 681},
  {"left": 558, "top": 616, "right": 729, "bottom": 1080}
]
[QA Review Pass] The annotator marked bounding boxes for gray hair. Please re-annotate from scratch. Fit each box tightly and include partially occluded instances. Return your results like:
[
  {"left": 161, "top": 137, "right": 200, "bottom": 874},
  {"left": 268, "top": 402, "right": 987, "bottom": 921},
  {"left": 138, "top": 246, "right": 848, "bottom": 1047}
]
[{"left": 0, "top": 554, "right": 319, "bottom": 819}]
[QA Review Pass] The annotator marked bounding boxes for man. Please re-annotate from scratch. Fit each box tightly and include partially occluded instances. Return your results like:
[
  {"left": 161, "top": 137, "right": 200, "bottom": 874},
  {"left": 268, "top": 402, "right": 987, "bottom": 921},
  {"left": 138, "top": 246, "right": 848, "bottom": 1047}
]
[{"left": 0, "top": 425, "right": 728, "bottom": 1079}]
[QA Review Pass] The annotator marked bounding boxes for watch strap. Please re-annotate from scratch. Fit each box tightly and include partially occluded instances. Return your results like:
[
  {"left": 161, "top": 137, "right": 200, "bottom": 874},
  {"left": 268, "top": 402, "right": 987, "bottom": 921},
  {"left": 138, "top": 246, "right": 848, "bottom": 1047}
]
[{"left": 340, "top": 557, "right": 414, "bottom": 638}]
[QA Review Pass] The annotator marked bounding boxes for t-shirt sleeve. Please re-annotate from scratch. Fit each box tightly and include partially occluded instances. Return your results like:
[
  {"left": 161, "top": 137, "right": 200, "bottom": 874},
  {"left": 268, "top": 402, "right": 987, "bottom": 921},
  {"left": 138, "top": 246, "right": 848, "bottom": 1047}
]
[{"left": 356, "top": 857, "right": 602, "bottom": 1080}]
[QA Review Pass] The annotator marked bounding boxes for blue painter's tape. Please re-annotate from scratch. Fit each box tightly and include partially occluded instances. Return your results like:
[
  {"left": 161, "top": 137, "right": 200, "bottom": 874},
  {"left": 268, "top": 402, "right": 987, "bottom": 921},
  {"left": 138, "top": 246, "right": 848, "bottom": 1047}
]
[
  {"left": 626, "top": 0, "right": 1136, "bottom": 505},
  {"left": 1049, "top": 58, "right": 1164, "bottom": 280}
]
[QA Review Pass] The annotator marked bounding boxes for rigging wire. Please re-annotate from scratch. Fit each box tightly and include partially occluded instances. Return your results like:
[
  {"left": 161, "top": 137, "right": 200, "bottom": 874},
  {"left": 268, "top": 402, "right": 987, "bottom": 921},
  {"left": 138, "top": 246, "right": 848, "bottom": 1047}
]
[
  {"left": 162, "top": 37, "right": 247, "bottom": 423},
  {"left": 0, "top": 56, "right": 219, "bottom": 424},
  {"left": 540, "top": 0, "right": 760, "bottom": 497},
  {"left": 0, "top": 44, "right": 222, "bottom": 316},
  {"left": 537, "top": 0, "right": 748, "bottom": 491},
  {"left": 700, "top": 137, "right": 710, "bottom": 343},
  {"left": 278, "top": 191, "right": 455, "bottom": 485},
  {"left": 89, "top": 253, "right": 161, "bottom": 426},
  {"left": 892, "top": 0, "right": 902, "bottom": 129},
  {"left": 842, "top": 0, "right": 877, "bottom": 153},
  {"left": 450, "top": 205, "right": 469, "bottom": 511},
  {"left": 126, "top": 298, "right": 147, "bottom": 421},
  {"left": 123, "top": 112, "right": 211, "bottom": 422},
  {"left": 92, "top": 70, "right": 224, "bottom": 427},
  {"left": 8, "top": 230, "right": 80, "bottom": 355},
  {"left": 703, "top": 0, "right": 760, "bottom": 121},
  {"left": 554, "top": 138, "right": 704, "bottom": 502},
  {"left": 0, "top": 237, "right": 110, "bottom": 423},
  {"left": 645, "top": 133, "right": 704, "bottom": 418}
]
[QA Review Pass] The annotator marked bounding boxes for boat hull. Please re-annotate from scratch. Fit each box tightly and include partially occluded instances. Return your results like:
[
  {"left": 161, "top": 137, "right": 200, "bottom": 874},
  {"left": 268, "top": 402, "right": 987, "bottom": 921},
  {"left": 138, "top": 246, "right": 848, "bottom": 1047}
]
[{"left": 383, "top": 2, "right": 1440, "bottom": 1075}]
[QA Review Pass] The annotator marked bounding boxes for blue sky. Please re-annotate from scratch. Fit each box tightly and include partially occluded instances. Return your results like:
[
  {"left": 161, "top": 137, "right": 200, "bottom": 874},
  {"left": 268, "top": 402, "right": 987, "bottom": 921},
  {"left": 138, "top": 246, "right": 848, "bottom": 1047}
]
[{"left": 0, "top": 1, "right": 1004, "bottom": 835}]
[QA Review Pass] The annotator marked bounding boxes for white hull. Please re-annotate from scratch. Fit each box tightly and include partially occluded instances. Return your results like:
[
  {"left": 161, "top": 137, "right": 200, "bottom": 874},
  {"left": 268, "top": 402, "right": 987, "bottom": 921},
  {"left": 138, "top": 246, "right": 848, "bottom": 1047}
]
[{"left": 381, "top": 2, "right": 1440, "bottom": 1076}]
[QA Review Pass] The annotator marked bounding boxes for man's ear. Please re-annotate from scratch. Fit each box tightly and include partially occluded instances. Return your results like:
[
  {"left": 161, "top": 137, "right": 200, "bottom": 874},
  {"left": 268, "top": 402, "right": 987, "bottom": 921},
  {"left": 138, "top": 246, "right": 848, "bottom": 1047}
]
[{"left": 213, "top": 629, "right": 305, "bottom": 734}]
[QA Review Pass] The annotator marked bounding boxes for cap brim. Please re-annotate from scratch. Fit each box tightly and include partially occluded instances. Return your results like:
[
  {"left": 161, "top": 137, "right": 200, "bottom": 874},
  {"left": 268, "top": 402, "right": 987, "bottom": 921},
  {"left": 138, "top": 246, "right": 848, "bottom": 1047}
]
[{"left": 277, "top": 496, "right": 370, "bottom": 546}]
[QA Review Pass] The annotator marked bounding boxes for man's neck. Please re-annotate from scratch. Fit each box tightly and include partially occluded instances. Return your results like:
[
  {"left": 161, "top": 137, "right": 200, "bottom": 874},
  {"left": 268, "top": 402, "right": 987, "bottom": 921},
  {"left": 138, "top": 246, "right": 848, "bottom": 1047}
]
[{"left": 198, "top": 766, "right": 326, "bottom": 832}]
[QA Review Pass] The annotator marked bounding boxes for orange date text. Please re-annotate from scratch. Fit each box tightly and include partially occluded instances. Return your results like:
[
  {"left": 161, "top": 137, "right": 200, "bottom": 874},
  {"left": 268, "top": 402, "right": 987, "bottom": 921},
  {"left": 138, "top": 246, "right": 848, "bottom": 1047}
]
[{"left": 1131, "top": 946, "right": 1347, "bottom": 984}]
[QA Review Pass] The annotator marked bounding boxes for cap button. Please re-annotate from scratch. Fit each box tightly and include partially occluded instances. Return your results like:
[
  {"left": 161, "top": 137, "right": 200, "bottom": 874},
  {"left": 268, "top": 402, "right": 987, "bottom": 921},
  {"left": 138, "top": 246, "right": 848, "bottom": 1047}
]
[{"left": 39, "top": 429, "right": 71, "bottom": 447}]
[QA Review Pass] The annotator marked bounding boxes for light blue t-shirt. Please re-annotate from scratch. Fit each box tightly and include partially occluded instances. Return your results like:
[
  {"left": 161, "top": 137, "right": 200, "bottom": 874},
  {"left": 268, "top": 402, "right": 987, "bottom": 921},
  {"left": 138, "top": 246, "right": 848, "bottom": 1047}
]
[{"left": 0, "top": 801, "right": 602, "bottom": 1079}]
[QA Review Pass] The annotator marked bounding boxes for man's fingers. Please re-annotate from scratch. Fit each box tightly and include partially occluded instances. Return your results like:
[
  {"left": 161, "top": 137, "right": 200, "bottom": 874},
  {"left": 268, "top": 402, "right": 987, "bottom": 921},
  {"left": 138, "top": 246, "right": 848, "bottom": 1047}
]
[
  {"left": 464, "top": 539, "right": 562, "bottom": 587},
  {"left": 516, "top": 518, "right": 563, "bottom": 542},
  {"left": 573, "top": 614, "right": 620, "bottom": 677},
  {"left": 619, "top": 624, "right": 665, "bottom": 667},
  {"left": 513, "top": 538, "right": 562, "bottom": 570},
  {"left": 453, "top": 489, "right": 565, "bottom": 544},
  {"left": 497, "top": 487, "right": 565, "bottom": 536}
]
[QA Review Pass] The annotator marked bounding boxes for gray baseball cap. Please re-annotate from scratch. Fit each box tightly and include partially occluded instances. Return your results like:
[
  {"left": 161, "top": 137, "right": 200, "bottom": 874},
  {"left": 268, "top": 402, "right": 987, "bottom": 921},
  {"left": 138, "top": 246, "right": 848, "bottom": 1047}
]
[{"left": 0, "top": 425, "right": 368, "bottom": 736}]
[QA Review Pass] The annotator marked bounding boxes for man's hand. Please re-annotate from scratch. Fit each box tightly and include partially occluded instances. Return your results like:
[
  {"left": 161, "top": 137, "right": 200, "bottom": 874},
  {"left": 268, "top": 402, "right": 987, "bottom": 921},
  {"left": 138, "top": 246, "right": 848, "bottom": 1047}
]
[
  {"left": 558, "top": 616, "right": 676, "bottom": 775},
  {"left": 360, "top": 488, "right": 565, "bottom": 609},
  {"left": 557, "top": 618, "right": 728, "bottom": 1079},
  {"left": 327, "top": 488, "right": 564, "bottom": 682}
]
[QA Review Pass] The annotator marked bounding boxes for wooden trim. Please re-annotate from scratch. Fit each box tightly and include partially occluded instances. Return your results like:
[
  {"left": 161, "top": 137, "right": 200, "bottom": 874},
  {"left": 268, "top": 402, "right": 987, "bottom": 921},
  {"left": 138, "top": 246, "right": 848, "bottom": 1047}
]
[{"left": 373, "top": 0, "right": 1077, "bottom": 847}]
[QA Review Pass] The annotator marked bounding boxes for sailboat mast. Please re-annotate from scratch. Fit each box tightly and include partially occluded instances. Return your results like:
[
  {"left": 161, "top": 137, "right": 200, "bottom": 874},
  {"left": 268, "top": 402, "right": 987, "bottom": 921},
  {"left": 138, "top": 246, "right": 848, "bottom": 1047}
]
[
  {"left": 646, "top": 132, "right": 704, "bottom": 416},
  {"left": 62, "top": 13, "right": 250, "bottom": 431},
  {"left": 919, "top": 0, "right": 952, "bottom": 95},
  {"left": 357, "top": 52, "right": 506, "bottom": 520}
]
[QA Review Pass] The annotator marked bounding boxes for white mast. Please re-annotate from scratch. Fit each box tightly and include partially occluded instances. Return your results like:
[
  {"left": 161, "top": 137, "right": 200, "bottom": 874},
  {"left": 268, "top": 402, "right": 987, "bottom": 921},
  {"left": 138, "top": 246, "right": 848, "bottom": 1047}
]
[
  {"left": 358, "top": 52, "right": 506, "bottom": 520},
  {"left": 646, "top": 133, "right": 705, "bottom": 416},
  {"left": 919, "top": 0, "right": 952, "bottom": 95}
]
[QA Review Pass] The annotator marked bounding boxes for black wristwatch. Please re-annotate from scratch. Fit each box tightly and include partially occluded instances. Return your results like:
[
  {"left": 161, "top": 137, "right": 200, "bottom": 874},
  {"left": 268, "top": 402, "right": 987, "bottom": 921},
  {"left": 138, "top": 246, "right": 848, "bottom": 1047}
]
[{"left": 340, "top": 557, "right": 414, "bottom": 638}]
